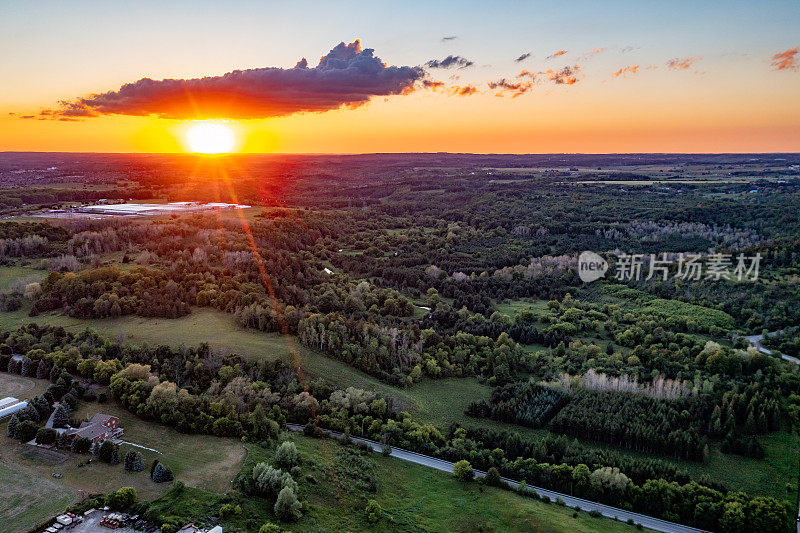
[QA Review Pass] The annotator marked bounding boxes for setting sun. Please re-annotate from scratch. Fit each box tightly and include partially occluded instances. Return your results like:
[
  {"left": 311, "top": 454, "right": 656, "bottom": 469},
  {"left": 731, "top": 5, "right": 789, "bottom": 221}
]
[{"left": 185, "top": 121, "right": 236, "bottom": 153}]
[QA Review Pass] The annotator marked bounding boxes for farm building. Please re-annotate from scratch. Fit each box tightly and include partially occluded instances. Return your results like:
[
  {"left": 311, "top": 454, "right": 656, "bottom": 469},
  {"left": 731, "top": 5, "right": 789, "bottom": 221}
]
[
  {"left": 0, "top": 397, "right": 28, "bottom": 419},
  {"left": 65, "top": 413, "right": 123, "bottom": 443},
  {"left": 77, "top": 201, "right": 250, "bottom": 217}
]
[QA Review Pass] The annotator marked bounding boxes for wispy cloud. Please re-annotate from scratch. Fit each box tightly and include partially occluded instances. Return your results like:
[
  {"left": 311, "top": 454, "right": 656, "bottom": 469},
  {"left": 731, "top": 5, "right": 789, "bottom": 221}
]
[
  {"left": 450, "top": 85, "right": 478, "bottom": 96},
  {"left": 771, "top": 46, "right": 799, "bottom": 71},
  {"left": 515, "top": 52, "right": 532, "bottom": 63},
  {"left": 425, "top": 55, "right": 474, "bottom": 69},
  {"left": 488, "top": 79, "right": 532, "bottom": 97},
  {"left": 546, "top": 49, "right": 568, "bottom": 60},
  {"left": 441, "top": 35, "right": 458, "bottom": 42},
  {"left": 666, "top": 56, "right": 701, "bottom": 71},
  {"left": 581, "top": 47, "right": 607, "bottom": 60},
  {"left": 32, "top": 40, "right": 424, "bottom": 120},
  {"left": 516, "top": 65, "right": 582, "bottom": 87},
  {"left": 612, "top": 64, "right": 640, "bottom": 78},
  {"left": 546, "top": 65, "right": 582, "bottom": 85},
  {"left": 422, "top": 79, "right": 446, "bottom": 91},
  {"left": 620, "top": 45, "right": 637, "bottom": 54}
]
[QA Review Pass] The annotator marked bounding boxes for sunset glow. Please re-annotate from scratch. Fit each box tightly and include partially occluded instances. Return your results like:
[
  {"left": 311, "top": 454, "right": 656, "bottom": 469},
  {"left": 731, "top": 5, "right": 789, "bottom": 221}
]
[
  {"left": 0, "top": 1, "right": 798, "bottom": 153},
  {"left": 185, "top": 122, "right": 236, "bottom": 154}
]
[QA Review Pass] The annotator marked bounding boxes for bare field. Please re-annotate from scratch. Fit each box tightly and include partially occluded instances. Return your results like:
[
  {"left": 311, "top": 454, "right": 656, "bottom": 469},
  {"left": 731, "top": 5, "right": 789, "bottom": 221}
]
[{"left": 0, "top": 372, "right": 50, "bottom": 400}]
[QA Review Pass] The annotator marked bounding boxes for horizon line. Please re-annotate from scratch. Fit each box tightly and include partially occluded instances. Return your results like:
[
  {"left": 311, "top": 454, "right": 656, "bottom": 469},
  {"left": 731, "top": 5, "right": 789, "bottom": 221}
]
[{"left": 2, "top": 150, "right": 800, "bottom": 157}]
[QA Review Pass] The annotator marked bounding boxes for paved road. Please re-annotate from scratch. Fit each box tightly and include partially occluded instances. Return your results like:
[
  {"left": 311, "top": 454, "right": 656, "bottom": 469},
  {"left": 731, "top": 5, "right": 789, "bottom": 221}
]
[
  {"left": 745, "top": 332, "right": 800, "bottom": 365},
  {"left": 287, "top": 424, "right": 707, "bottom": 533}
]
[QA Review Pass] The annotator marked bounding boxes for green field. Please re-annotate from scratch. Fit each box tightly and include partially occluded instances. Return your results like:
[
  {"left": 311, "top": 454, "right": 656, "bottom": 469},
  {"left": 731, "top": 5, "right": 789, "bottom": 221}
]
[
  {"left": 406, "top": 377, "right": 492, "bottom": 429},
  {"left": 0, "top": 264, "right": 45, "bottom": 290},
  {"left": 148, "top": 433, "right": 646, "bottom": 533},
  {"left": 494, "top": 298, "right": 550, "bottom": 319},
  {"left": 0, "top": 461, "right": 74, "bottom": 533}
]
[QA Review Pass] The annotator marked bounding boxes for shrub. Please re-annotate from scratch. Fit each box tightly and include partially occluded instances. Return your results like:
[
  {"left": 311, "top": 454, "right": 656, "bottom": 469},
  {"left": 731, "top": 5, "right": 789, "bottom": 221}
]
[
  {"left": 108, "top": 487, "right": 137, "bottom": 510},
  {"left": 274, "top": 487, "right": 302, "bottom": 522},
  {"left": 274, "top": 441, "right": 298, "bottom": 469},
  {"left": 152, "top": 462, "right": 174, "bottom": 483},
  {"left": 259, "top": 524, "right": 281, "bottom": 533},
  {"left": 98, "top": 440, "right": 120, "bottom": 464},
  {"left": 17, "top": 420, "right": 39, "bottom": 442},
  {"left": 52, "top": 403, "right": 71, "bottom": 428},
  {"left": 365, "top": 499, "right": 382, "bottom": 523},
  {"left": 253, "top": 462, "right": 298, "bottom": 497},
  {"left": 35, "top": 427, "right": 57, "bottom": 445},
  {"left": 6, "top": 414, "right": 19, "bottom": 439},
  {"left": 484, "top": 467, "right": 503, "bottom": 487},
  {"left": 219, "top": 503, "right": 242, "bottom": 518},
  {"left": 71, "top": 436, "right": 92, "bottom": 454},
  {"left": 453, "top": 460, "right": 474, "bottom": 482},
  {"left": 124, "top": 450, "right": 145, "bottom": 472}
]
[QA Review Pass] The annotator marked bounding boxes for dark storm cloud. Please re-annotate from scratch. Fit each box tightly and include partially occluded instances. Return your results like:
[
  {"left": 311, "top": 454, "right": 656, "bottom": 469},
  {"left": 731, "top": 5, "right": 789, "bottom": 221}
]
[
  {"left": 34, "top": 40, "right": 424, "bottom": 120},
  {"left": 425, "top": 55, "right": 474, "bottom": 69}
]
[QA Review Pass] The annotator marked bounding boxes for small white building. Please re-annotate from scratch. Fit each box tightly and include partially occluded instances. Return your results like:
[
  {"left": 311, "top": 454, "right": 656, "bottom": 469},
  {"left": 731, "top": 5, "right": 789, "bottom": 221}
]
[
  {"left": 0, "top": 397, "right": 19, "bottom": 409},
  {"left": 0, "top": 398, "right": 28, "bottom": 419}
]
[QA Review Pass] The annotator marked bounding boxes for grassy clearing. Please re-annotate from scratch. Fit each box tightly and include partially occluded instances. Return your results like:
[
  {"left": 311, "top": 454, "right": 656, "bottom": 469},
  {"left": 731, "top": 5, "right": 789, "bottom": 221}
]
[
  {"left": 0, "top": 460, "right": 74, "bottom": 533},
  {"left": 371, "top": 448, "right": 642, "bottom": 533},
  {"left": 0, "top": 264, "right": 45, "bottom": 290},
  {"left": 406, "top": 377, "right": 492, "bottom": 430},
  {"left": 494, "top": 299, "right": 550, "bottom": 319}
]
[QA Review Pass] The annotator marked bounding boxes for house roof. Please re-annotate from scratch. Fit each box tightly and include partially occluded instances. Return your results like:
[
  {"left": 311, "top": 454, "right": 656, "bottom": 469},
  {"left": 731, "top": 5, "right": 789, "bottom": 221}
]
[
  {"left": 66, "top": 423, "right": 109, "bottom": 441},
  {"left": 88, "top": 413, "right": 117, "bottom": 425},
  {"left": 65, "top": 413, "right": 120, "bottom": 440}
]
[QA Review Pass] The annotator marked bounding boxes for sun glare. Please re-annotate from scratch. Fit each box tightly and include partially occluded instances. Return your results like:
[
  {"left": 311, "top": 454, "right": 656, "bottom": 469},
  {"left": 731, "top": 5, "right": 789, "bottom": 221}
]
[{"left": 185, "top": 121, "right": 236, "bottom": 154}]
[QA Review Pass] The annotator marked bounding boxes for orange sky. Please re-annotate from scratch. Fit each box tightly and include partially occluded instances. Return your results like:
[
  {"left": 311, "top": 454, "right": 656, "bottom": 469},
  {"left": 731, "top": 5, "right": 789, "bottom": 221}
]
[{"left": 1, "top": 1, "right": 799, "bottom": 153}]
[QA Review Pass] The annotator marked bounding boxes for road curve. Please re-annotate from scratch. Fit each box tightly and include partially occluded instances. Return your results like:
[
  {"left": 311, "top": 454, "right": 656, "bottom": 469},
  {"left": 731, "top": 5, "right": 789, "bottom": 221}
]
[
  {"left": 286, "top": 424, "right": 708, "bottom": 533},
  {"left": 745, "top": 332, "right": 800, "bottom": 365}
]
